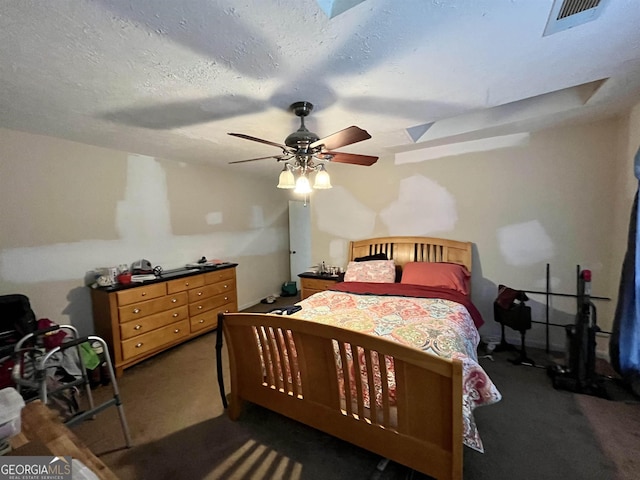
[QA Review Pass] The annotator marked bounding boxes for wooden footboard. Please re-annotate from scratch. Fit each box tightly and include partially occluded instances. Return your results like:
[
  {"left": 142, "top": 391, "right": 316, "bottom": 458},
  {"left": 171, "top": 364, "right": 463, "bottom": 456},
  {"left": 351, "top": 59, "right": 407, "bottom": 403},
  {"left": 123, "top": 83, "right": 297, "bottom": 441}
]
[{"left": 219, "top": 312, "right": 463, "bottom": 480}]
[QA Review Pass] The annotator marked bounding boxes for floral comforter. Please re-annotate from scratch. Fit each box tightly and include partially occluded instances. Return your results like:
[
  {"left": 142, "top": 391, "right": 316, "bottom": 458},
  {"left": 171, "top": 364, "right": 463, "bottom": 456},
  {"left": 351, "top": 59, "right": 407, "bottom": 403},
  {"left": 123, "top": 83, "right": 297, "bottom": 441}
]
[{"left": 292, "top": 282, "right": 502, "bottom": 453}]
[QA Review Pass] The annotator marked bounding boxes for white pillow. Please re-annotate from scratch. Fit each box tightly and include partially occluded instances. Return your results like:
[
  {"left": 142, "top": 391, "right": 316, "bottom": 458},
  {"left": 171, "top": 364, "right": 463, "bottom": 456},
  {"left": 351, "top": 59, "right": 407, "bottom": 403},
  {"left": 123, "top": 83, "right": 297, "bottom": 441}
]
[{"left": 343, "top": 260, "right": 396, "bottom": 283}]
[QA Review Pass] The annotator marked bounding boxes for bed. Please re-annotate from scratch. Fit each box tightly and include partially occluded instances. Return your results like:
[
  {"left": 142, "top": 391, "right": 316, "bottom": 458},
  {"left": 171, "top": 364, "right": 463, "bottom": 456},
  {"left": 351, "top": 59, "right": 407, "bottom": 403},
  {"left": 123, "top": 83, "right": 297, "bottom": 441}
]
[{"left": 216, "top": 236, "right": 501, "bottom": 480}]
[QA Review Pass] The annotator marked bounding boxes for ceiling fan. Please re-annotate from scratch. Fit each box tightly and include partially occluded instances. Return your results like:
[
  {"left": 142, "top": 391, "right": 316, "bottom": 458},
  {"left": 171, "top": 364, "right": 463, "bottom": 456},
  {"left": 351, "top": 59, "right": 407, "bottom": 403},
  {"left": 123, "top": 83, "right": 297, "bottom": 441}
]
[{"left": 228, "top": 101, "right": 378, "bottom": 192}]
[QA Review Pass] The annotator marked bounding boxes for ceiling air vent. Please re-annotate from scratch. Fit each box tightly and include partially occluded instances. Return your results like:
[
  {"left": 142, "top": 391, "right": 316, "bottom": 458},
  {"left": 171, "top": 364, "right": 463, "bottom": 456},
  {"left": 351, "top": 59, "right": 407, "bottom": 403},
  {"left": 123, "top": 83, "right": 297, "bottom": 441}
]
[{"left": 543, "top": 0, "right": 608, "bottom": 36}]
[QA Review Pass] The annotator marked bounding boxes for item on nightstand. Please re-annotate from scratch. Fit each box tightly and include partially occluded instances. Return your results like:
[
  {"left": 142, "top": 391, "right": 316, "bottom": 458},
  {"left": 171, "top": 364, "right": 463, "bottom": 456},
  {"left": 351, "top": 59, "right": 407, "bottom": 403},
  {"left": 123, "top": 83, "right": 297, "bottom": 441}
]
[
  {"left": 131, "top": 259, "right": 153, "bottom": 274},
  {"left": 117, "top": 272, "right": 132, "bottom": 284},
  {"left": 94, "top": 267, "right": 118, "bottom": 286},
  {"left": 103, "top": 267, "right": 119, "bottom": 285},
  {"left": 186, "top": 258, "right": 225, "bottom": 268},
  {"left": 131, "top": 274, "right": 156, "bottom": 282}
]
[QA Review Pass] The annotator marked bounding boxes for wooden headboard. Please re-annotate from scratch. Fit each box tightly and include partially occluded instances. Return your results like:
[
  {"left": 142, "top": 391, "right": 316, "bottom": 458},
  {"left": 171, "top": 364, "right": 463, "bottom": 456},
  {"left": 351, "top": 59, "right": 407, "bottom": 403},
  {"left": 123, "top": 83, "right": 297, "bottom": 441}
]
[{"left": 348, "top": 236, "right": 472, "bottom": 273}]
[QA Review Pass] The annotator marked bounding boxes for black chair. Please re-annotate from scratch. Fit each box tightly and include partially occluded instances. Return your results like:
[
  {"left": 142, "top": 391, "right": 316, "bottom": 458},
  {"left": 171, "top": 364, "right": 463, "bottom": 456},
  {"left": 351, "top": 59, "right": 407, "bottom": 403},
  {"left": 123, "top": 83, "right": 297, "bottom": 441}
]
[
  {"left": 0, "top": 294, "right": 37, "bottom": 344},
  {"left": 0, "top": 294, "right": 38, "bottom": 389},
  {"left": 493, "top": 285, "right": 534, "bottom": 365}
]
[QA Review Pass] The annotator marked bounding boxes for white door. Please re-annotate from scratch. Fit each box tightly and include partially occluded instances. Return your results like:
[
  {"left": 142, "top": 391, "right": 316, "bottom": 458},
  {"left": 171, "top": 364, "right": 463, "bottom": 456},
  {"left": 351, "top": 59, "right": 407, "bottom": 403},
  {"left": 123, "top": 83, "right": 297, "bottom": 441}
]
[{"left": 288, "top": 200, "right": 312, "bottom": 288}]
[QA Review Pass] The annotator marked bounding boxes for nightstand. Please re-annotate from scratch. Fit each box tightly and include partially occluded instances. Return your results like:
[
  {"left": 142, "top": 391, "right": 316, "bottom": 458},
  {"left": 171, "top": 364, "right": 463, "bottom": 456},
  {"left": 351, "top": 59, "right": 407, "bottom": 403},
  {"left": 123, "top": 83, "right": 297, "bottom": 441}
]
[{"left": 298, "top": 272, "right": 343, "bottom": 300}]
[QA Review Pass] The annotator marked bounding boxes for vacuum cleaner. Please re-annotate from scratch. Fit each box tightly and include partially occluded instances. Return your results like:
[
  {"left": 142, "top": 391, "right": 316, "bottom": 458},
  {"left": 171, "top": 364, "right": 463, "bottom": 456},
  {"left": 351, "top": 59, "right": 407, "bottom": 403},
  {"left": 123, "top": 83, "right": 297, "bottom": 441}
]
[{"left": 548, "top": 269, "right": 607, "bottom": 397}]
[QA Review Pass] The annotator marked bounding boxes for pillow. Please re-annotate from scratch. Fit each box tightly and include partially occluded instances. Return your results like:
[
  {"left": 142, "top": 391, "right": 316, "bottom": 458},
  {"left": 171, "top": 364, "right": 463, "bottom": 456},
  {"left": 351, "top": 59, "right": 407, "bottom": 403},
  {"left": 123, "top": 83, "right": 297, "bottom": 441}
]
[
  {"left": 354, "top": 252, "right": 388, "bottom": 262},
  {"left": 400, "top": 262, "right": 470, "bottom": 295},
  {"left": 344, "top": 260, "right": 396, "bottom": 283}
]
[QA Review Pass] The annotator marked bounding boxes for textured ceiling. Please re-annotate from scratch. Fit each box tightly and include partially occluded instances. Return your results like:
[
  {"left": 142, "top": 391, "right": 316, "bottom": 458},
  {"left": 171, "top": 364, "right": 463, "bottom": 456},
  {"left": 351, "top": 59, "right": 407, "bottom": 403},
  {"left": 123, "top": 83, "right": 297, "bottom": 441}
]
[{"left": 1, "top": 0, "right": 640, "bottom": 175}]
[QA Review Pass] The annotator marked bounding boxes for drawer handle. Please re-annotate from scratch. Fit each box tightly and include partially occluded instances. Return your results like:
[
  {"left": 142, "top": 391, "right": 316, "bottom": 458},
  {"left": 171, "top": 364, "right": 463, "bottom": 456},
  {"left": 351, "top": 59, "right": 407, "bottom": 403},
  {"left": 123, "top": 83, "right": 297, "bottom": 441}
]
[
  {"left": 185, "top": 282, "right": 189, "bottom": 287},
  {"left": 174, "top": 329, "right": 180, "bottom": 333},
  {"left": 135, "top": 342, "right": 143, "bottom": 348},
  {"left": 133, "top": 308, "right": 141, "bottom": 314},
  {"left": 171, "top": 298, "right": 177, "bottom": 303},
  {"left": 141, "top": 292, "right": 146, "bottom": 296},
  {"left": 172, "top": 313, "right": 179, "bottom": 317},
  {"left": 198, "top": 291, "right": 203, "bottom": 296},
  {"left": 198, "top": 305, "right": 203, "bottom": 310},
  {"left": 224, "top": 309, "right": 229, "bottom": 313},
  {"left": 224, "top": 296, "right": 228, "bottom": 301},
  {"left": 199, "top": 319, "right": 204, "bottom": 324},
  {"left": 134, "top": 325, "right": 142, "bottom": 330},
  {"left": 224, "top": 284, "right": 228, "bottom": 289}
]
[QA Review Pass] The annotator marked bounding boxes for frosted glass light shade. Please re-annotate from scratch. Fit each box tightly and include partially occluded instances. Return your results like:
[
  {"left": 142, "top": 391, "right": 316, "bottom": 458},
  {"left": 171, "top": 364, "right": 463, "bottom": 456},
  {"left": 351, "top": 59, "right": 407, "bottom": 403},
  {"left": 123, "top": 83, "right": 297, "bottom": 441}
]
[
  {"left": 294, "top": 175, "right": 312, "bottom": 194},
  {"left": 277, "top": 168, "right": 295, "bottom": 189},
  {"left": 313, "top": 168, "right": 332, "bottom": 189}
]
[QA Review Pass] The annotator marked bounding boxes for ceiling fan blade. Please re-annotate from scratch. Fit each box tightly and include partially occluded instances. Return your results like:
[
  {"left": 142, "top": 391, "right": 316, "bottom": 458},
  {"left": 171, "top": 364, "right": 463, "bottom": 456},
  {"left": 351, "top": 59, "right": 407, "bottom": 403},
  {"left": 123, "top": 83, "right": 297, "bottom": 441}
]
[
  {"left": 229, "top": 155, "right": 287, "bottom": 164},
  {"left": 228, "top": 132, "right": 290, "bottom": 151},
  {"left": 310, "top": 126, "right": 371, "bottom": 151},
  {"left": 323, "top": 151, "right": 378, "bottom": 166}
]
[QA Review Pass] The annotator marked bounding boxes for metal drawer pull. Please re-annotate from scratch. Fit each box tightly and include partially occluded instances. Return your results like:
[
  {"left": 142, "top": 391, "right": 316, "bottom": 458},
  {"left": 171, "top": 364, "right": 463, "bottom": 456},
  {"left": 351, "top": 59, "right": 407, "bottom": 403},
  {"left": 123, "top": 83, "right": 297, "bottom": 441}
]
[
  {"left": 199, "top": 319, "right": 204, "bottom": 323},
  {"left": 133, "top": 308, "right": 141, "bottom": 314},
  {"left": 174, "top": 329, "right": 180, "bottom": 333},
  {"left": 224, "top": 284, "right": 228, "bottom": 288},
  {"left": 171, "top": 298, "right": 177, "bottom": 303},
  {"left": 136, "top": 343, "right": 143, "bottom": 348},
  {"left": 172, "top": 313, "right": 178, "bottom": 317},
  {"left": 198, "top": 305, "right": 203, "bottom": 310},
  {"left": 185, "top": 282, "right": 189, "bottom": 287},
  {"left": 141, "top": 292, "right": 146, "bottom": 296},
  {"left": 134, "top": 325, "right": 142, "bottom": 330},
  {"left": 224, "top": 296, "right": 228, "bottom": 301},
  {"left": 198, "top": 291, "right": 203, "bottom": 296}
]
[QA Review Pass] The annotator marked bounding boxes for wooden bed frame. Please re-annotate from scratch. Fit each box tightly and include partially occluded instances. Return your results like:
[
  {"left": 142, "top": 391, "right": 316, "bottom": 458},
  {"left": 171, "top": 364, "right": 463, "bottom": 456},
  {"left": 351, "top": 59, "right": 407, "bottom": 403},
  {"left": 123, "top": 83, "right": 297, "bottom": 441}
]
[{"left": 216, "top": 236, "right": 473, "bottom": 480}]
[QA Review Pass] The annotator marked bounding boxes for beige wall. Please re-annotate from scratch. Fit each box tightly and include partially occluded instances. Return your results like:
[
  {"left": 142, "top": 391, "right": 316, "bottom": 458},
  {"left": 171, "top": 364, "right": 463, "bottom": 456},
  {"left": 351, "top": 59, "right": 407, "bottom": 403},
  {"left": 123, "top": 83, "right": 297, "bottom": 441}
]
[
  {"left": 3, "top": 106, "right": 640, "bottom": 352},
  {"left": 0, "top": 128, "right": 290, "bottom": 335},
  {"left": 309, "top": 117, "right": 637, "bottom": 352}
]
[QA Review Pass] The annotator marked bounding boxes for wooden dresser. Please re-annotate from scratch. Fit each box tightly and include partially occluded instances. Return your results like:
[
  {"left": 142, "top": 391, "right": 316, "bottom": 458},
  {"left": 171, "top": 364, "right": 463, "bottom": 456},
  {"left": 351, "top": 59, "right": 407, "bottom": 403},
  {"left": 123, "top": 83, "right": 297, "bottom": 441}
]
[
  {"left": 90, "top": 265, "right": 237, "bottom": 376},
  {"left": 298, "top": 272, "right": 343, "bottom": 300}
]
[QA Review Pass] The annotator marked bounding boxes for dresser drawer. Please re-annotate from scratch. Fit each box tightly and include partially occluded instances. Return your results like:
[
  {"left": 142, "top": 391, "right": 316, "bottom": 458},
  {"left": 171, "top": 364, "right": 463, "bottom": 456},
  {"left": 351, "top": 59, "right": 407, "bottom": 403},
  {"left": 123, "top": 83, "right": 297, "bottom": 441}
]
[
  {"left": 117, "top": 292, "right": 187, "bottom": 323},
  {"left": 121, "top": 319, "right": 189, "bottom": 360},
  {"left": 166, "top": 275, "right": 205, "bottom": 294},
  {"left": 204, "top": 268, "right": 235, "bottom": 284},
  {"left": 190, "top": 301, "right": 237, "bottom": 333},
  {"left": 188, "top": 291, "right": 237, "bottom": 317},
  {"left": 116, "top": 283, "right": 166, "bottom": 306},
  {"left": 119, "top": 306, "right": 189, "bottom": 340},
  {"left": 301, "top": 277, "right": 339, "bottom": 291},
  {"left": 188, "top": 280, "right": 236, "bottom": 303}
]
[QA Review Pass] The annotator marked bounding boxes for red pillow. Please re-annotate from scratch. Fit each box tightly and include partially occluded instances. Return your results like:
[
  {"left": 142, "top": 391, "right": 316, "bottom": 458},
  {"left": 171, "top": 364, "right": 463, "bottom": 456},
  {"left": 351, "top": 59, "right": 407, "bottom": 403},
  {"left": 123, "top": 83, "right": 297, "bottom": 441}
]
[{"left": 400, "top": 262, "right": 470, "bottom": 295}]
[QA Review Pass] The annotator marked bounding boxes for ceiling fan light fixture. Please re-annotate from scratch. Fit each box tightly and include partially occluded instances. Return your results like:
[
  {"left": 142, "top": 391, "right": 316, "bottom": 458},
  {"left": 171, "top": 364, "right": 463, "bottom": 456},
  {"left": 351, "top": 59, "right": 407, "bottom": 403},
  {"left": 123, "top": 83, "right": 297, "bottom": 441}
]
[
  {"left": 228, "top": 100, "right": 377, "bottom": 193},
  {"left": 277, "top": 165, "right": 295, "bottom": 189},
  {"left": 313, "top": 164, "right": 332, "bottom": 189},
  {"left": 294, "top": 175, "right": 312, "bottom": 194}
]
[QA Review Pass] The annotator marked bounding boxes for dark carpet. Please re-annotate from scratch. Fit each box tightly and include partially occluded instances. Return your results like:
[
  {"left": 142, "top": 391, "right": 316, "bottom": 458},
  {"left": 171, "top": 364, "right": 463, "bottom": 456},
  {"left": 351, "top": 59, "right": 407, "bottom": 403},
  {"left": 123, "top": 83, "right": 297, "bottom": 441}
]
[{"left": 69, "top": 297, "right": 639, "bottom": 479}]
